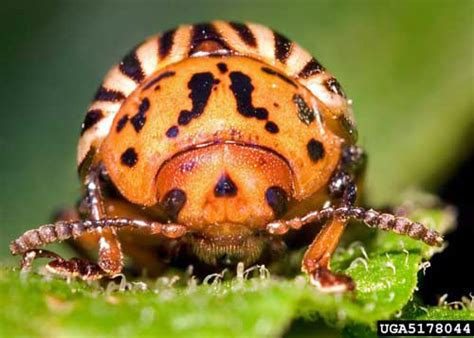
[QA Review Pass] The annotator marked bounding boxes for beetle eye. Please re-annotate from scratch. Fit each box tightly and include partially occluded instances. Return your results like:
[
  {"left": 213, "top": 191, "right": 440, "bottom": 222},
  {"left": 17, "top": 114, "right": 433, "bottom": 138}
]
[
  {"left": 265, "top": 186, "right": 289, "bottom": 218},
  {"left": 162, "top": 189, "right": 187, "bottom": 221}
]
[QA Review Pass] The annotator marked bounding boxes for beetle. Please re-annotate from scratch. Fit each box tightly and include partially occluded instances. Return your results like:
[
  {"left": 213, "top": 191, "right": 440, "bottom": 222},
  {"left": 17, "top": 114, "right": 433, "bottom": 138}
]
[{"left": 10, "top": 21, "right": 443, "bottom": 292}]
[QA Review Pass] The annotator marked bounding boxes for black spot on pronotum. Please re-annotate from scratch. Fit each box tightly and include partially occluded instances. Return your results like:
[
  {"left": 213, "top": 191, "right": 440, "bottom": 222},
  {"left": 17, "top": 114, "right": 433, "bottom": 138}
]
[
  {"left": 166, "top": 126, "right": 179, "bottom": 138},
  {"left": 162, "top": 189, "right": 187, "bottom": 221},
  {"left": 214, "top": 174, "right": 238, "bottom": 197},
  {"left": 159, "top": 29, "right": 176, "bottom": 58},
  {"left": 229, "top": 22, "right": 257, "bottom": 47},
  {"left": 81, "top": 109, "right": 103, "bottom": 135},
  {"left": 261, "top": 67, "right": 297, "bottom": 88},
  {"left": 116, "top": 114, "right": 129, "bottom": 132},
  {"left": 119, "top": 50, "right": 145, "bottom": 83},
  {"left": 143, "top": 71, "right": 176, "bottom": 90},
  {"left": 94, "top": 86, "right": 126, "bottom": 102},
  {"left": 298, "top": 57, "right": 325, "bottom": 79},
  {"left": 121, "top": 147, "right": 138, "bottom": 167},
  {"left": 265, "top": 186, "right": 289, "bottom": 218},
  {"left": 178, "top": 72, "right": 216, "bottom": 126},
  {"left": 229, "top": 71, "right": 269, "bottom": 120},
  {"left": 307, "top": 139, "right": 325, "bottom": 162},
  {"left": 217, "top": 62, "right": 228, "bottom": 74},
  {"left": 274, "top": 32, "right": 292, "bottom": 63},
  {"left": 190, "top": 23, "right": 231, "bottom": 54},
  {"left": 325, "top": 78, "right": 346, "bottom": 97},
  {"left": 265, "top": 121, "right": 279, "bottom": 134},
  {"left": 293, "top": 94, "right": 315, "bottom": 125},
  {"left": 131, "top": 98, "right": 150, "bottom": 132}
]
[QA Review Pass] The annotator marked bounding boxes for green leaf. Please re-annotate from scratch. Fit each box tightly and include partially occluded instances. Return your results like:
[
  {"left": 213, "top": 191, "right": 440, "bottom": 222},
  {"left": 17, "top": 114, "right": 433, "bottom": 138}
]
[
  {"left": 0, "top": 206, "right": 456, "bottom": 337},
  {"left": 400, "top": 297, "right": 474, "bottom": 321},
  {"left": 403, "top": 306, "right": 474, "bottom": 321}
]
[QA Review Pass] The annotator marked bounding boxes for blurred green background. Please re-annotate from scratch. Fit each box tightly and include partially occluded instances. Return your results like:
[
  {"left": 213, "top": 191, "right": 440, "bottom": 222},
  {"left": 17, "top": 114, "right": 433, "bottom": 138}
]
[{"left": 0, "top": 0, "right": 472, "bottom": 259}]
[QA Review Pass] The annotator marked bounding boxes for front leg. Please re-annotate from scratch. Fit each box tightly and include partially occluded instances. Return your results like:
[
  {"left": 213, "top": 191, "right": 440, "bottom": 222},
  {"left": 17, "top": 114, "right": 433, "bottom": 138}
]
[
  {"left": 302, "top": 145, "right": 363, "bottom": 291},
  {"left": 267, "top": 144, "right": 442, "bottom": 291},
  {"left": 21, "top": 249, "right": 105, "bottom": 280},
  {"left": 302, "top": 217, "right": 354, "bottom": 292},
  {"left": 82, "top": 164, "right": 123, "bottom": 276},
  {"left": 22, "top": 164, "right": 124, "bottom": 280},
  {"left": 302, "top": 168, "right": 359, "bottom": 291}
]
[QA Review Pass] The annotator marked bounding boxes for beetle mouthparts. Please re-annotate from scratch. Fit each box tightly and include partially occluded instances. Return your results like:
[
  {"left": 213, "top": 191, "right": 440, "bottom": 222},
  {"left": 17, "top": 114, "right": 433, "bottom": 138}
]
[{"left": 187, "top": 234, "right": 266, "bottom": 267}]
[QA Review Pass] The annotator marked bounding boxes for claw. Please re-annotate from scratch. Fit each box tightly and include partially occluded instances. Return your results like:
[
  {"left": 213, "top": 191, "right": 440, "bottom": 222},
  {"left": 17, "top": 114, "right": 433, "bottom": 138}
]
[
  {"left": 46, "top": 258, "right": 105, "bottom": 280},
  {"left": 21, "top": 249, "right": 106, "bottom": 280},
  {"left": 309, "top": 267, "right": 355, "bottom": 293},
  {"left": 21, "top": 249, "right": 63, "bottom": 271}
]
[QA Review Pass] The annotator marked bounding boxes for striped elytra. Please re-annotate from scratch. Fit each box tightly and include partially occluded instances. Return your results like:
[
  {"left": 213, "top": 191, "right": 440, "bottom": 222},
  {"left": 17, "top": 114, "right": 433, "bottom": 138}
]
[{"left": 78, "top": 21, "right": 355, "bottom": 168}]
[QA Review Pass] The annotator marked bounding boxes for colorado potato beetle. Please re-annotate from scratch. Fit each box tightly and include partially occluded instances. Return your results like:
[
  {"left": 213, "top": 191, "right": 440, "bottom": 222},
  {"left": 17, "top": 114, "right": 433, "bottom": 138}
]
[{"left": 10, "top": 21, "right": 443, "bottom": 292}]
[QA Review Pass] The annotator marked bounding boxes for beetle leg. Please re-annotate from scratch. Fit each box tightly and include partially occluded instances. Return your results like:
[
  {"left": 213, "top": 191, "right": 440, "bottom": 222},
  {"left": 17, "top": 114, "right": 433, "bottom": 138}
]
[
  {"left": 303, "top": 171, "right": 357, "bottom": 292},
  {"left": 266, "top": 164, "right": 442, "bottom": 291},
  {"left": 21, "top": 249, "right": 105, "bottom": 280},
  {"left": 301, "top": 217, "right": 355, "bottom": 292},
  {"left": 16, "top": 165, "right": 125, "bottom": 280},
  {"left": 81, "top": 164, "right": 124, "bottom": 276},
  {"left": 21, "top": 248, "right": 63, "bottom": 270}
]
